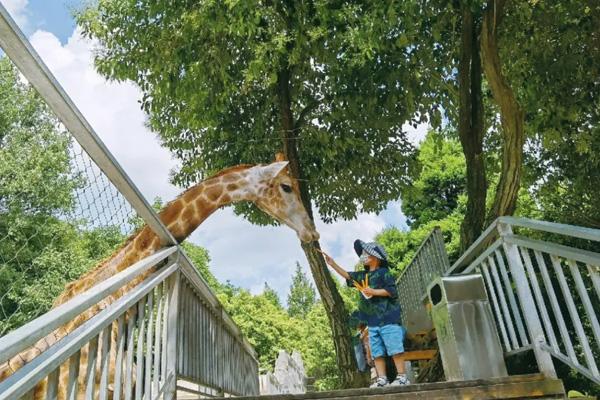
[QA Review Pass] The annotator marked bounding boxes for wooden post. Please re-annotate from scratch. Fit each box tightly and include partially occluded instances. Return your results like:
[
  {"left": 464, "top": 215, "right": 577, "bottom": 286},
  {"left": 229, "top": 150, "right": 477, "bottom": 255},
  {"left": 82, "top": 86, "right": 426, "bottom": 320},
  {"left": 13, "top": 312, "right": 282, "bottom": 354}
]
[{"left": 498, "top": 222, "right": 556, "bottom": 378}]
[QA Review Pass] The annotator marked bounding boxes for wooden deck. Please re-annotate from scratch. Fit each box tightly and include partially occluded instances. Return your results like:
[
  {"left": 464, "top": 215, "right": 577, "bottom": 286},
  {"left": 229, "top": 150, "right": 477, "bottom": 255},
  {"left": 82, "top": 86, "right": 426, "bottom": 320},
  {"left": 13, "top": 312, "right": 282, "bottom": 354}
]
[{"left": 237, "top": 374, "right": 565, "bottom": 400}]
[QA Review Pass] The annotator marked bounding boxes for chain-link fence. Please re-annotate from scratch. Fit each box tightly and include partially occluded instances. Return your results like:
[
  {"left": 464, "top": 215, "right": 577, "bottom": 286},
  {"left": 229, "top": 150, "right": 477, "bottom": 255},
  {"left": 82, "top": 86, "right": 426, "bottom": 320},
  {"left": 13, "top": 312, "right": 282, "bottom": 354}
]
[{"left": 0, "top": 57, "right": 141, "bottom": 335}]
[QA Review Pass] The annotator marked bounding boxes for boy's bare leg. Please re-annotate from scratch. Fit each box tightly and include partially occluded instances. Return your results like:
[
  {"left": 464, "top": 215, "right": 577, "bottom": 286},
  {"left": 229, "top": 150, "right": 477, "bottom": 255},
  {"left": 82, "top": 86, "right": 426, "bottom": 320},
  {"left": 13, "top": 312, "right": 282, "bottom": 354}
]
[
  {"left": 392, "top": 353, "right": 406, "bottom": 374},
  {"left": 374, "top": 357, "right": 387, "bottom": 378}
]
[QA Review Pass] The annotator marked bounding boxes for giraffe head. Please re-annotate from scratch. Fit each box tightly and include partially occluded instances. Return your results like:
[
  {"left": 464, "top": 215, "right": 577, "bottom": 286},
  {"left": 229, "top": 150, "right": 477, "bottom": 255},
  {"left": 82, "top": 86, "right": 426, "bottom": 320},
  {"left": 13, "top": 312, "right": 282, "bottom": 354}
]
[{"left": 252, "top": 154, "right": 319, "bottom": 243}]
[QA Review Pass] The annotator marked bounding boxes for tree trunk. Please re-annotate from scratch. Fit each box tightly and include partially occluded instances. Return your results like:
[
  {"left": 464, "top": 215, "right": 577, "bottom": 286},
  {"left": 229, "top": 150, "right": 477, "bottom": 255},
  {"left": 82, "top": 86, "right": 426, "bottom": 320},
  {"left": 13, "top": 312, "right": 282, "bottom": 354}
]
[
  {"left": 276, "top": 69, "right": 364, "bottom": 388},
  {"left": 458, "top": 5, "right": 487, "bottom": 254},
  {"left": 481, "top": 0, "right": 525, "bottom": 224}
]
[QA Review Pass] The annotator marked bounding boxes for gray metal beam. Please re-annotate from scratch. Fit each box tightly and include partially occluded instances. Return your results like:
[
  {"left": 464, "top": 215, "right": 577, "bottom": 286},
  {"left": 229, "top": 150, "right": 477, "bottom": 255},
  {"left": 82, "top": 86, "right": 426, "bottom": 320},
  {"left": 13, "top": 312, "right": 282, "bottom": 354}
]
[{"left": 0, "top": 3, "right": 176, "bottom": 246}]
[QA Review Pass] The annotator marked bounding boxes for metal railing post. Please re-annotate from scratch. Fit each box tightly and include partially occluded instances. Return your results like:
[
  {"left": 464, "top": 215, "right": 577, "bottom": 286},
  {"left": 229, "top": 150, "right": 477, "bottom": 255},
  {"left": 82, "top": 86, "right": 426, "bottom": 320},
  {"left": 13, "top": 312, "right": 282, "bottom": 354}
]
[
  {"left": 498, "top": 222, "right": 557, "bottom": 379},
  {"left": 165, "top": 258, "right": 181, "bottom": 400}
]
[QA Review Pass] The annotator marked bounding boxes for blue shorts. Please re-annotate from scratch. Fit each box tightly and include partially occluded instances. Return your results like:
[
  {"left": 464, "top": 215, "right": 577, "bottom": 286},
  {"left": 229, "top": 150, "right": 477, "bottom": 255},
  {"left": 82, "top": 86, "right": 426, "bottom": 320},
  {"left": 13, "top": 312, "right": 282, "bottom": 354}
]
[{"left": 369, "top": 324, "right": 405, "bottom": 358}]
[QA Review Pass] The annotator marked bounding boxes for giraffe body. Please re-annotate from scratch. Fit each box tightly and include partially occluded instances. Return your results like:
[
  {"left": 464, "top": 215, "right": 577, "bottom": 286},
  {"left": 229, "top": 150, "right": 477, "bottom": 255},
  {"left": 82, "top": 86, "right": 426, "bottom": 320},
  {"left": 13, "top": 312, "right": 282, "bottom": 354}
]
[{"left": 0, "top": 159, "right": 318, "bottom": 398}]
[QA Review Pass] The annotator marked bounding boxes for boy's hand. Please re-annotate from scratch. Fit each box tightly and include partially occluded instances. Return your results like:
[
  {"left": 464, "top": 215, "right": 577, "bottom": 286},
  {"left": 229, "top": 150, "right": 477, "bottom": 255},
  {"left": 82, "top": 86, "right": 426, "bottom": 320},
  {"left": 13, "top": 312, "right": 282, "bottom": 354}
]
[
  {"left": 317, "top": 249, "right": 335, "bottom": 267},
  {"left": 362, "top": 287, "right": 376, "bottom": 297}
]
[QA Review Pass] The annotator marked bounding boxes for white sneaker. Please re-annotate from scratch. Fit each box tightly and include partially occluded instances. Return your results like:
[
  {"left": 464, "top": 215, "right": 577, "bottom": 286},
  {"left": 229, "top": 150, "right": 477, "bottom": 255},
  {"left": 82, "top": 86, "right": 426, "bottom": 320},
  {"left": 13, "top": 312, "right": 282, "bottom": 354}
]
[
  {"left": 369, "top": 376, "right": 388, "bottom": 388},
  {"left": 390, "top": 374, "right": 410, "bottom": 386}
]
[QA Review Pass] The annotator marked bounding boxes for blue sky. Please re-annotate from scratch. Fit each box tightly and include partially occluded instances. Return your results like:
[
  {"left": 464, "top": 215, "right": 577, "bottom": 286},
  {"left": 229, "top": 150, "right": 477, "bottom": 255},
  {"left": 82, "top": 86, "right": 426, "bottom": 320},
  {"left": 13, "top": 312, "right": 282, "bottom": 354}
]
[
  {"left": 2, "top": 0, "right": 425, "bottom": 303},
  {"left": 25, "top": 0, "right": 77, "bottom": 41}
]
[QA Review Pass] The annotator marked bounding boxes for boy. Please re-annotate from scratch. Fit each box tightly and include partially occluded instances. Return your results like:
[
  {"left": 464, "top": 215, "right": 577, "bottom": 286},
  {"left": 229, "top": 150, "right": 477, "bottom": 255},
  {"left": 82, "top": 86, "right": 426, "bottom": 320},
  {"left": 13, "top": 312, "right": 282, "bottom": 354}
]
[{"left": 320, "top": 240, "right": 409, "bottom": 387}]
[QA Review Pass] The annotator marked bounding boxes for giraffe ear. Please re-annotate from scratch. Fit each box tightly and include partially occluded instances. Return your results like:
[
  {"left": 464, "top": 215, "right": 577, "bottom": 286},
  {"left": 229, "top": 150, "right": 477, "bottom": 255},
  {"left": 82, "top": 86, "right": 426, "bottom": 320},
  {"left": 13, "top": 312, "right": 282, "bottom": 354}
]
[{"left": 260, "top": 161, "right": 289, "bottom": 180}]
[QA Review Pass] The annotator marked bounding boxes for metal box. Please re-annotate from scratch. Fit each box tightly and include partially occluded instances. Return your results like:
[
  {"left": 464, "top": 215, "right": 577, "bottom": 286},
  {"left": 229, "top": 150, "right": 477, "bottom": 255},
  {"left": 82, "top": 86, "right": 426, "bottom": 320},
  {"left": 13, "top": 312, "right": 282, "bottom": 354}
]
[{"left": 428, "top": 274, "right": 508, "bottom": 381}]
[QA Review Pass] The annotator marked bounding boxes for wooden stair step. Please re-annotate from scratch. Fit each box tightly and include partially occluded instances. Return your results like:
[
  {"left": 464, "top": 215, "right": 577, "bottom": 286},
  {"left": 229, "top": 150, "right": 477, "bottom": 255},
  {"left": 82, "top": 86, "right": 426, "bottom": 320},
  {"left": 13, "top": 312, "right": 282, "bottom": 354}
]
[{"left": 239, "top": 374, "right": 565, "bottom": 400}]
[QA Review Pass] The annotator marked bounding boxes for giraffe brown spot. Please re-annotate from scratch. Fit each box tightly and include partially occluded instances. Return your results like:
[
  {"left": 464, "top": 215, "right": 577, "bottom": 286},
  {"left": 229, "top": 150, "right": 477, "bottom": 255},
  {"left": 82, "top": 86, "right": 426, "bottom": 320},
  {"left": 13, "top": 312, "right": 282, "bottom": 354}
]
[
  {"left": 135, "top": 227, "right": 155, "bottom": 250},
  {"left": 169, "top": 222, "right": 185, "bottom": 242},
  {"left": 205, "top": 185, "right": 223, "bottom": 202},
  {"left": 159, "top": 200, "right": 184, "bottom": 224},
  {"left": 181, "top": 205, "right": 196, "bottom": 223},
  {"left": 182, "top": 185, "right": 203, "bottom": 202},
  {"left": 221, "top": 194, "right": 232, "bottom": 204},
  {"left": 226, "top": 183, "right": 239, "bottom": 191},
  {"left": 222, "top": 173, "right": 240, "bottom": 182}
]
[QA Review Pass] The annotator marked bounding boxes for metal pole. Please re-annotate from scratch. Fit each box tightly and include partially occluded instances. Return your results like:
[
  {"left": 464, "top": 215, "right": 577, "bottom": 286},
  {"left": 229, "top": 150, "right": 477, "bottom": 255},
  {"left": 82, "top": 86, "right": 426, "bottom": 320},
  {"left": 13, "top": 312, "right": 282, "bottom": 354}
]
[
  {"left": 165, "top": 262, "right": 181, "bottom": 400},
  {"left": 498, "top": 222, "right": 557, "bottom": 378}
]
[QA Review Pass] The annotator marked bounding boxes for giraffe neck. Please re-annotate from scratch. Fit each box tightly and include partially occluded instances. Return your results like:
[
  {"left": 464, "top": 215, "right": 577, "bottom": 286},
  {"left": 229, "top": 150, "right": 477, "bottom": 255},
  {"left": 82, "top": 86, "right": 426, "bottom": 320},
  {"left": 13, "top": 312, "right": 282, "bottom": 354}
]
[
  {"left": 159, "top": 165, "right": 258, "bottom": 242},
  {"left": 55, "top": 164, "right": 260, "bottom": 297}
]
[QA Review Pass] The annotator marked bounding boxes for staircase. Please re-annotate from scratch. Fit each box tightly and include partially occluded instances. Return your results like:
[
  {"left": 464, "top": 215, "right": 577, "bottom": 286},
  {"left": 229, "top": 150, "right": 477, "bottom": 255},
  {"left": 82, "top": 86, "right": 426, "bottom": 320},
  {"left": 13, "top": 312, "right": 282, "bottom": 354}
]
[{"left": 238, "top": 374, "right": 565, "bottom": 400}]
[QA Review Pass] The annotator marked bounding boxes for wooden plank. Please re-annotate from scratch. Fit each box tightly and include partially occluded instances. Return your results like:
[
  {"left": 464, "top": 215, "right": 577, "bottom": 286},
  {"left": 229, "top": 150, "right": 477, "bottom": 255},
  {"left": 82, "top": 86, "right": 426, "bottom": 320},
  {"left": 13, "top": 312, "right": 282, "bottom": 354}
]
[
  {"left": 0, "top": 264, "right": 176, "bottom": 400},
  {"left": 481, "top": 262, "right": 511, "bottom": 351},
  {"left": 235, "top": 374, "right": 563, "bottom": 400},
  {"left": 499, "top": 216, "right": 600, "bottom": 243},
  {"left": 499, "top": 223, "right": 556, "bottom": 379},
  {"left": 568, "top": 260, "right": 600, "bottom": 354},
  {"left": 551, "top": 255, "right": 599, "bottom": 376},
  {"left": 520, "top": 248, "right": 559, "bottom": 353},
  {"left": 399, "top": 350, "right": 437, "bottom": 361},
  {"left": 164, "top": 271, "right": 180, "bottom": 400},
  {"left": 153, "top": 284, "right": 163, "bottom": 391},
  {"left": 160, "top": 280, "right": 169, "bottom": 384},
  {"left": 535, "top": 251, "right": 577, "bottom": 363},
  {"left": 494, "top": 249, "right": 529, "bottom": 347},
  {"left": 506, "top": 235, "right": 600, "bottom": 267},
  {"left": 488, "top": 255, "right": 518, "bottom": 350}
]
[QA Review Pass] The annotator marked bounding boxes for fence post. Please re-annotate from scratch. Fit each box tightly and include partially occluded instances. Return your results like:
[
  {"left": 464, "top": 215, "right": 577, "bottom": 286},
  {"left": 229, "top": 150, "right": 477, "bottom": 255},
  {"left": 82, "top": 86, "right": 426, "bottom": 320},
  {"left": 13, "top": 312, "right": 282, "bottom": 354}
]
[
  {"left": 165, "top": 261, "right": 181, "bottom": 400},
  {"left": 498, "top": 222, "right": 556, "bottom": 378}
]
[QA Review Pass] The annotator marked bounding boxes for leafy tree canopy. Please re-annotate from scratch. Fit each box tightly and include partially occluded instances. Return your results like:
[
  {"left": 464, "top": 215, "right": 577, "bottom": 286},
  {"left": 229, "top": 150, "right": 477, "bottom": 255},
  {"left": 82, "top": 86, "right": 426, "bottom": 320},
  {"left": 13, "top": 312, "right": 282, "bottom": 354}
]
[
  {"left": 402, "top": 131, "right": 465, "bottom": 228},
  {"left": 77, "top": 0, "right": 420, "bottom": 223},
  {"left": 287, "top": 262, "right": 316, "bottom": 318},
  {"left": 0, "top": 58, "right": 125, "bottom": 333}
]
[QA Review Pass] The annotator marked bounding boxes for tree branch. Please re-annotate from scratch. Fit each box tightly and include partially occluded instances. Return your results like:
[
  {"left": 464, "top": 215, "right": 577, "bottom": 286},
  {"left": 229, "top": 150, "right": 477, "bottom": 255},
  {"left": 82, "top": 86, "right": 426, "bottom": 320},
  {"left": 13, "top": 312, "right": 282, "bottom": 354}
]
[{"left": 294, "top": 99, "right": 319, "bottom": 130}]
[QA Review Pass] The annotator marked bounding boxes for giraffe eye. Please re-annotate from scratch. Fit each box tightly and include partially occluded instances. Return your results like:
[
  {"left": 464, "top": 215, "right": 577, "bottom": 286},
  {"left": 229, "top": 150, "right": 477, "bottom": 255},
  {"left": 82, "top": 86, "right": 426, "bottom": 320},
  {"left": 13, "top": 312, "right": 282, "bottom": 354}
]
[{"left": 280, "top": 184, "right": 292, "bottom": 193}]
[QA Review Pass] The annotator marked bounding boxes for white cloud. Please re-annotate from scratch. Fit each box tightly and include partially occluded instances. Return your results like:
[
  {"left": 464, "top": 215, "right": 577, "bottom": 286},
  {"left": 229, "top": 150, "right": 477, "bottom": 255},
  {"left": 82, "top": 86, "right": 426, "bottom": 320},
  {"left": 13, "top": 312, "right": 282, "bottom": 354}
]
[
  {"left": 1, "top": 0, "right": 29, "bottom": 28},
  {"left": 405, "top": 121, "right": 429, "bottom": 146},
  {"left": 26, "top": 26, "right": 408, "bottom": 301},
  {"left": 29, "top": 28, "right": 180, "bottom": 203}
]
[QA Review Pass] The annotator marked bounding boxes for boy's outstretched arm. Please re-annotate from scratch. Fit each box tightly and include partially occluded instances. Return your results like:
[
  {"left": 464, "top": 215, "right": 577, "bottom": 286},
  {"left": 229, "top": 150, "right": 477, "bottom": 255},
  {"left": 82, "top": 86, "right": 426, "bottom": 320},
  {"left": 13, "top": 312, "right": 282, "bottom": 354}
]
[{"left": 318, "top": 249, "right": 351, "bottom": 280}]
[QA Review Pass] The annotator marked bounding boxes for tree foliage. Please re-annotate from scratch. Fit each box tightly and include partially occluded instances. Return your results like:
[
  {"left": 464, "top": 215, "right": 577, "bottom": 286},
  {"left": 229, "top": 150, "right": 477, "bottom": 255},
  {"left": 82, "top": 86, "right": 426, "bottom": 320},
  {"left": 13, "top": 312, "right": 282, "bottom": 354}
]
[
  {"left": 402, "top": 132, "right": 465, "bottom": 229},
  {"left": 76, "top": 0, "right": 426, "bottom": 386},
  {"left": 287, "top": 262, "right": 316, "bottom": 319},
  {"left": 0, "top": 58, "right": 125, "bottom": 333},
  {"left": 77, "top": 0, "right": 418, "bottom": 224}
]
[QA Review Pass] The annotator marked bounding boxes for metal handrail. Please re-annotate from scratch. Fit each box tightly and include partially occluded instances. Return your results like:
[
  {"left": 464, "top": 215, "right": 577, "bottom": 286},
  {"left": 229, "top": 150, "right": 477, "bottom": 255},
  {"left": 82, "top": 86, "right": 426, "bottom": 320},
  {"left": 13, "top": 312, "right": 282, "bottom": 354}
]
[
  {"left": 396, "top": 227, "right": 450, "bottom": 330},
  {"left": 446, "top": 217, "right": 600, "bottom": 386},
  {"left": 0, "top": 249, "right": 260, "bottom": 398},
  {"left": 0, "top": 246, "right": 177, "bottom": 365},
  {"left": 0, "top": 263, "right": 179, "bottom": 399},
  {"left": 178, "top": 252, "right": 258, "bottom": 360}
]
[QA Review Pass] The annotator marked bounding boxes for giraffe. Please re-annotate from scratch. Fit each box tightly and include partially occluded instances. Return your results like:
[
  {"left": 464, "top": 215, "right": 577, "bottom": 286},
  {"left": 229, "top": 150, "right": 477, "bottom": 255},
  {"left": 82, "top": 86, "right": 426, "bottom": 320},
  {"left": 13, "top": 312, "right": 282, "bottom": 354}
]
[{"left": 0, "top": 154, "right": 319, "bottom": 398}]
